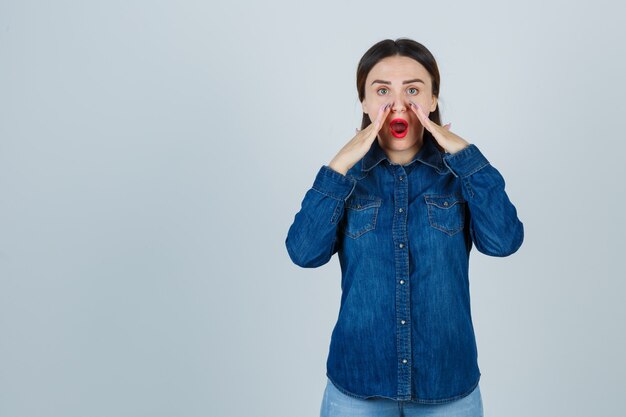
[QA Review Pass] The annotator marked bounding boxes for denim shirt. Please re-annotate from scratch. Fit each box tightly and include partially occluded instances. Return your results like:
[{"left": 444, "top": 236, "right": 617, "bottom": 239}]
[{"left": 285, "top": 133, "right": 524, "bottom": 404}]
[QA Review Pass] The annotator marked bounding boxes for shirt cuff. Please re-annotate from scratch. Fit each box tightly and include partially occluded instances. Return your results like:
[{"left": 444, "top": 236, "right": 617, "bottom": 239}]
[
  {"left": 442, "top": 144, "right": 490, "bottom": 178},
  {"left": 312, "top": 165, "right": 357, "bottom": 201}
]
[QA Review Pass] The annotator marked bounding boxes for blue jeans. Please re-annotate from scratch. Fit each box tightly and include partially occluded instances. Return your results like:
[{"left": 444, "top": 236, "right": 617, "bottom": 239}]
[{"left": 320, "top": 378, "right": 484, "bottom": 417}]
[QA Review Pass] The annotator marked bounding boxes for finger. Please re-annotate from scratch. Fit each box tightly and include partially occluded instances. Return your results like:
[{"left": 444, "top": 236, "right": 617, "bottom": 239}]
[
  {"left": 409, "top": 101, "right": 430, "bottom": 129},
  {"left": 443, "top": 123, "right": 451, "bottom": 131},
  {"left": 408, "top": 100, "right": 420, "bottom": 120},
  {"left": 409, "top": 101, "right": 428, "bottom": 126},
  {"left": 415, "top": 103, "right": 444, "bottom": 134},
  {"left": 373, "top": 102, "right": 392, "bottom": 129},
  {"left": 415, "top": 102, "right": 427, "bottom": 121}
]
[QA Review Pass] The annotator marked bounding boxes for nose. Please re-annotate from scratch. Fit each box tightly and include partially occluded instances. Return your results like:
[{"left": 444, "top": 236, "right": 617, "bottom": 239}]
[{"left": 390, "top": 98, "right": 408, "bottom": 112}]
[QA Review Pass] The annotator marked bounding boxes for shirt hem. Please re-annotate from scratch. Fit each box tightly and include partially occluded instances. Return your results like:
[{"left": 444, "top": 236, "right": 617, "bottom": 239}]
[{"left": 325, "top": 371, "right": 481, "bottom": 404}]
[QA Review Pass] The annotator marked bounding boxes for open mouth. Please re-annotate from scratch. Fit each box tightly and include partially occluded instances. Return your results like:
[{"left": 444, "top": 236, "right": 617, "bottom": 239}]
[{"left": 389, "top": 118, "right": 409, "bottom": 138}]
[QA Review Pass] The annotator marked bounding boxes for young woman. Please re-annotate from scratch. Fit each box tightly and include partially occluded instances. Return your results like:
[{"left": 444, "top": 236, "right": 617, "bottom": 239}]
[{"left": 285, "top": 38, "right": 524, "bottom": 417}]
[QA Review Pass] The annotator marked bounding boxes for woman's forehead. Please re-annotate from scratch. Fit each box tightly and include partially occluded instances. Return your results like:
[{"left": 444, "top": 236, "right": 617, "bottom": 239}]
[{"left": 367, "top": 56, "right": 430, "bottom": 84}]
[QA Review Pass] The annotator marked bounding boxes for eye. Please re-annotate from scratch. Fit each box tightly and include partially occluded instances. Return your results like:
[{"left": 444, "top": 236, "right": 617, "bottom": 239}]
[
  {"left": 407, "top": 87, "right": 419, "bottom": 95},
  {"left": 377, "top": 87, "right": 389, "bottom": 95}
]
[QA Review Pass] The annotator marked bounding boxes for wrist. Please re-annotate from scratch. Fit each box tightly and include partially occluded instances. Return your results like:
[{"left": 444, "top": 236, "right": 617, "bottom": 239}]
[
  {"left": 447, "top": 141, "right": 470, "bottom": 155},
  {"left": 328, "top": 160, "right": 349, "bottom": 176}
]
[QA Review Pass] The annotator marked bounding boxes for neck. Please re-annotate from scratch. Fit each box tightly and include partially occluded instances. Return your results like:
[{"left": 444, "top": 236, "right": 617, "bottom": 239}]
[{"left": 381, "top": 132, "right": 424, "bottom": 165}]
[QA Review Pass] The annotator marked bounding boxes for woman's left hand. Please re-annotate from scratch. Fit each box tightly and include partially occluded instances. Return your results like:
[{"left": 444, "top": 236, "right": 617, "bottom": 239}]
[{"left": 409, "top": 100, "right": 470, "bottom": 154}]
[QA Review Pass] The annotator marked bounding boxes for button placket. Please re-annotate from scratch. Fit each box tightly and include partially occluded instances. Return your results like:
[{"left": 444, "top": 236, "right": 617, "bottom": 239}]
[{"left": 392, "top": 166, "right": 412, "bottom": 399}]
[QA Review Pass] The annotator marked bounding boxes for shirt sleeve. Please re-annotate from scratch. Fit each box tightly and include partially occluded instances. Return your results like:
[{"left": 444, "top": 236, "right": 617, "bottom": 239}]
[
  {"left": 442, "top": 144, "right": 524, "bottom": 257},
  {"left": 285, "top": 165, "right": 356, "bottom": 267}
]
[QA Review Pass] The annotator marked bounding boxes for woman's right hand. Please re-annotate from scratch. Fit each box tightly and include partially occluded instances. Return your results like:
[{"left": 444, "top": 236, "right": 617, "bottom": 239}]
[{"left": 327, "top": 102, "right": 392, "bottom": 175}]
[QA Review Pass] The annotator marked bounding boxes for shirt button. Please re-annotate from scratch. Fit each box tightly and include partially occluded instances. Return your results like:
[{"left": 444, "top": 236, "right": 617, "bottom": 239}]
[
  {"left": 399, "top": 176, "right": 404, "bottom": 181},
  {"left": 398, "top": 208, "right": 403, "bottom": 213},
  {"left": 399, "top": 279, "right": 405, "bottom": 284},
  {"left": 443, "top": 201, "right": 448, "bottom": 206},
  {"left": 401, "top": 320, "right": 406, "bottom": 324},
  {"left": 399, "top": 243, "right": 404, "bottom": 248},
  {"left": 402, "top": 359, "right": 408, "bottom": 364}
]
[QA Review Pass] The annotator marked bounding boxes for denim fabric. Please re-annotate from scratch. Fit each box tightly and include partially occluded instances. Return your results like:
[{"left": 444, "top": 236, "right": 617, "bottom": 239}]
[
  {"left": 320, "top": 377, "right": 484, "bottom": 417},
  {"left": 286, "top": 134, "right": 524, "bottom": 403}
]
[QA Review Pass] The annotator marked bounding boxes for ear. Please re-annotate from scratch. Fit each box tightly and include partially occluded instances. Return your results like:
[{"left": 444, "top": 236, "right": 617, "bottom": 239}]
[
  {"left": 361, "top": 100, "right": 368, "bottom": 114},
  {"left": 430, "top": 95, "right": 438, "bottom": 112}
]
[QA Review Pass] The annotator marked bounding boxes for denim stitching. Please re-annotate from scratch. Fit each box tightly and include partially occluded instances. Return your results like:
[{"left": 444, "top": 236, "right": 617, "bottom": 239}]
[
  {"left": 330, "top": 199, "right": 344, "bottom": 224},
  {"left": 461, "top": 161, "right": 490, "bottom": 178},
  {"left": 341, "top": 195, "right": 382, "bottom": 239},
  {"left": 462, "top": 177, "right": 475, "bottom": 199},
  {"left": 424, "top": 194, "right": 466, "bottom": 236}
]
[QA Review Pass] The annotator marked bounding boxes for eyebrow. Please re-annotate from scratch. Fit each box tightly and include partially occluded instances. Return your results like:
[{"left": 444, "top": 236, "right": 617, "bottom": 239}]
[{"left": 370, "top": 78, "right": 425, "bottom": 86}]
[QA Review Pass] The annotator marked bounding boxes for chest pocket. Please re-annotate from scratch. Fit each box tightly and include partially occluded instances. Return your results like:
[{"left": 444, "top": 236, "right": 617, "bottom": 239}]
[
  {"left": 340, "top": 195, "right": 382, "bottom": 239},
  {"left": 425, "top": 194, "right": 466, "bottom": 236}
]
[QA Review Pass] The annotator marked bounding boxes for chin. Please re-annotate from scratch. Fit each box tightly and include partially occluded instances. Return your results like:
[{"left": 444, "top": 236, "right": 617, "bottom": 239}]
[{"left": 382, "top": 135, "right": 419, "bottom": 149}]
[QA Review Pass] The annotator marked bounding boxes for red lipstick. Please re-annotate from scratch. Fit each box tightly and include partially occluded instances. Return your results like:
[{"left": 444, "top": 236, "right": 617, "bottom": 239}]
[{"left": 389, "top": 118, "right": 409, "bottom": 138}]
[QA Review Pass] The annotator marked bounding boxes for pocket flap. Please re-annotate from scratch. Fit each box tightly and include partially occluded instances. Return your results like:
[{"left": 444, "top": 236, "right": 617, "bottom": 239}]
[{"left": 424, "top": 194, "right": 465, "bottom": 209}]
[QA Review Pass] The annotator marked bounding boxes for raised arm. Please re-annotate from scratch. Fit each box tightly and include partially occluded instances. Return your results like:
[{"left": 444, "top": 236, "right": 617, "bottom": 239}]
[
  {"left": 286, "top": 103, "right": 394, "bottom": 267},
  {"left": 285, "top": 165, "right": 356, "bottom": 268}
]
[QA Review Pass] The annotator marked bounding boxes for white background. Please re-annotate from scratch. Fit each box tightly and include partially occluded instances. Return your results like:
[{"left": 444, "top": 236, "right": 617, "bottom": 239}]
[{"left": 1, "top": 1, "right": 625, "bottom": 416}]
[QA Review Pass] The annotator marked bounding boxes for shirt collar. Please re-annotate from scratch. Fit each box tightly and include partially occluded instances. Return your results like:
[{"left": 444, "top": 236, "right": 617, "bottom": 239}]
[{"left": 361, "top": 133, "right": 447, "bottom": 174}]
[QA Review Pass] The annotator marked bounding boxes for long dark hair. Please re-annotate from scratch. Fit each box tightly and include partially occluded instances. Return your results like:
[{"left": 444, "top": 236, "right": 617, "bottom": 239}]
[{"left": 356, "top": 38, "right": 444, "bottom": 152}]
